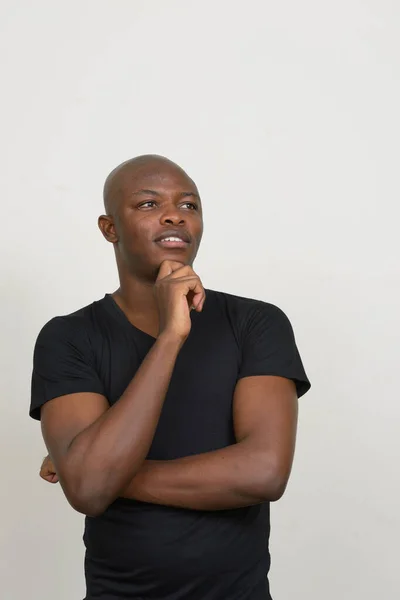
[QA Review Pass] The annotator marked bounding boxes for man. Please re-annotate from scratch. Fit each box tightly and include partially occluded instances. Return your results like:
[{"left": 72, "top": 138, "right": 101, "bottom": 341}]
[{"left": 31, "top": 154, "right": 310, "bottom": 600}]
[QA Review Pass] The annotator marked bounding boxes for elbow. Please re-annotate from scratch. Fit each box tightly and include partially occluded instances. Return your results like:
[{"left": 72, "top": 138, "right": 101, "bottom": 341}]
[
  {"left": 256, "top": 462, "right": 291, "bottom": 503},
  {"left": 69, "top": 495, "right": 107, "bottom": 518},
  {"left": 58, "top": 458, "right": 129, "bottom": 517},
  {"left": 62, "top": 478, "right": 111, "bottom": 517},
  {"left": 265, "top": 477, "right": 288, "bottom": 502}
]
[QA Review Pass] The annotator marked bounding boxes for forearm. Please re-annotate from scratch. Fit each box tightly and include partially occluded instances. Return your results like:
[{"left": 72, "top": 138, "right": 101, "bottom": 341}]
[
  {"left": 61, "top": 333, "right": 183, "bottom": 516},
  {"left": 122, "top": 440, "right": 282, "bottom": 510}
]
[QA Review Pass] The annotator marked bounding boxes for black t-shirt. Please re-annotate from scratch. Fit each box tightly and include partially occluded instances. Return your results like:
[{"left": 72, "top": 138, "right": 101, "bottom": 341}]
[{"left": 30, "top": 290, "right": 310, "bottom": 600}]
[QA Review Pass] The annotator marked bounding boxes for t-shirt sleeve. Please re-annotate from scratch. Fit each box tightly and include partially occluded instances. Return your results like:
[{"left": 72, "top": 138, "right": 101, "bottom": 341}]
[
  {"left": 237, "top": 303, "right": 311, "bottom": 398},
  {"left": 30, "top": 316, "right": 105, "bottom": 421}
]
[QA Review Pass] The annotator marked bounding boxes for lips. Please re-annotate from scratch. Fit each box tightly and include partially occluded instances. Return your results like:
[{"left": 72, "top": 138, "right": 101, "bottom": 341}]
[{"left": 154, "top": 229, "right": 191, "bottom": 248}]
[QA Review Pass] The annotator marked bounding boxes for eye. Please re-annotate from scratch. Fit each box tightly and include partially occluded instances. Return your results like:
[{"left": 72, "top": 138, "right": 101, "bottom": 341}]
[
  {"left": 138, "top": 200, "right": 157, "bottom": 209},
  {"left": 181, "top": 202, "right": 198, "bottom": 210}
]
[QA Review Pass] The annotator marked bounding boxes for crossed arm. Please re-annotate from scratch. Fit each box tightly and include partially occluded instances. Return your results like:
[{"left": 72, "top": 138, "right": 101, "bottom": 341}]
[{"left": 40, "top": 375, "right": 298, "bottom": 512}]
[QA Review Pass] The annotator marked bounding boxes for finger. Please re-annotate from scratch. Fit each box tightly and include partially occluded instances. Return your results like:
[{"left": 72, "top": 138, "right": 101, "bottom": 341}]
[
  {"left": 195, "top": 293, "right": 206, "bottom": 312},
  {"left": 157, "top": 260, "right": 186, "bottom": 281},
  {"left": 194, "top": 292, "right": 206, "bottom": 311},
  {"left": 39, "top": 469, "right": 56, "bottom": 479},
  {"left": 168, "top": 275, "right": 204, "bottom": 295},
  {"left": 178, "top": 277, "right": 204, "bottom": 308},
  {"left": 40, "top": 461, "right": 57, "bottom": 479},
  {"left": 42, "top": 474, "right": 58, "bottom": 484},
  {"left": 164, "top": 276, "right": 204, "bottom": 309},
  {"left": 176, "top": 276, "right": 204, "bottom": 307},
  {"left": 164, "top": 265, "right": 196, "bottom": 280}
]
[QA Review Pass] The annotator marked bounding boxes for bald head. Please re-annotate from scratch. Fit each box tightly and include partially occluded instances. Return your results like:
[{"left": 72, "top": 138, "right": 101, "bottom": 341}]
[
  {"left": 103, "top": 154, "right": 197, "bottom": 215},
  {"left": 98, "top": 154, "right": 204, "bottom": 279}
]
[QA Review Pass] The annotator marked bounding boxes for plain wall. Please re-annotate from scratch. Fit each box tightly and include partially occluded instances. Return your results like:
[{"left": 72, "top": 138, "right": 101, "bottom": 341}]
[{"left": 1, "top": 1, "right": 399, "bottom": 599}]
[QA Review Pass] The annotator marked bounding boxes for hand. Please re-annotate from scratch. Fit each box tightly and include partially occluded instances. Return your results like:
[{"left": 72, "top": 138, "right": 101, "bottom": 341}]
[
  {"left": 155, "top": 260, "right": 206, "bottom": 341},
  {"left": 40, "top": 454, "right": 59, "bottom": 484}
]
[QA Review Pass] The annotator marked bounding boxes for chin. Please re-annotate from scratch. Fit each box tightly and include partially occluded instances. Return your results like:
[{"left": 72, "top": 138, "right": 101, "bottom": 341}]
[{"left": 156, "top": 251, "right": 192, "bottom": 265}]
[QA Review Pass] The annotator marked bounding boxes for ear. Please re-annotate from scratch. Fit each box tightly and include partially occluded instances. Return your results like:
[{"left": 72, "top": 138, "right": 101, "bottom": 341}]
[{"left": 98, "top": 214, "right": 118, "bottom": 243}]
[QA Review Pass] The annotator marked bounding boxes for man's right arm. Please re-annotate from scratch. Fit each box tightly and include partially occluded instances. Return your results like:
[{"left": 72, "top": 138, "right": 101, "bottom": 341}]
[
  {"left": 42, "top": 332, "right": 182, "bottom": 517},
  {"left": 40, "top": 261, "right": 205, "bottom": 518}
]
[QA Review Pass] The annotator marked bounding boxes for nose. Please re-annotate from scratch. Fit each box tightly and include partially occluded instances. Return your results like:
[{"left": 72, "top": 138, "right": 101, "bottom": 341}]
[{"left": 160, "top": 205, "right": 185, "bottom": 226}]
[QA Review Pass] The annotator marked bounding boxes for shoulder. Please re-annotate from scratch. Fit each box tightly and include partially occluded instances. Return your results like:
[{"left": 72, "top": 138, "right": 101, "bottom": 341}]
[
  {"left": 31, "top": 300, "right": 107, "bottom": 421},
  {"left": 34, "top": 298, "right": 106, "bottom": 351},
  {"left": 206, "top": 288, "right": 290, "bottom": 332}
]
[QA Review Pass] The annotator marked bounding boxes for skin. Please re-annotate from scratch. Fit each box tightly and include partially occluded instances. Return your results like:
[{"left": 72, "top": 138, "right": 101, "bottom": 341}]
[
  {"left": 100, "top": 155, "right": 204, "bottom": 333},
  {"left": 39, "top": 154, "right": 298, "bottom": 514}
]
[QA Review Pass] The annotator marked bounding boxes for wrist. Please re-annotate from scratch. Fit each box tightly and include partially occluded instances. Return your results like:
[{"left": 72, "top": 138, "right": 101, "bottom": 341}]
[
  {"left": 124, "top": 461, "right": 156, "bottom": 503},
  {"left": 157, "top": 330, "right": 186, "bottom": 351}
]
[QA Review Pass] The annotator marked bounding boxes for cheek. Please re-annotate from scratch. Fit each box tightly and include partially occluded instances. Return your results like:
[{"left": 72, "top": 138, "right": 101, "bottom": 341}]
[
  {"left": 193, "top": 218, "right": 204, "bottom": 243},
  {"left": 135, "top": 215, "right": 157, "bottom": 243},
  {"left": 119, "top": 214, "right": 155, "bottom": 250}
]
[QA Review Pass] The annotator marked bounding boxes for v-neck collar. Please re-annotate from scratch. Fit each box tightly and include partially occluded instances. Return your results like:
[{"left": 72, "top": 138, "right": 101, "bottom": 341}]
[
  {"left": 102, "top": 290, "right": 209, "bottom": 343},
  {"left": 103, "top": 294, "right": 157, "bottom": 341}
]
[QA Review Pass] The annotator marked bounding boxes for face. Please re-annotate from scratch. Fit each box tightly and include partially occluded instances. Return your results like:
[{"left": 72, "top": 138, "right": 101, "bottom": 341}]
[{"left": 99, "top": 162, "right": 203, "bottom": 280}]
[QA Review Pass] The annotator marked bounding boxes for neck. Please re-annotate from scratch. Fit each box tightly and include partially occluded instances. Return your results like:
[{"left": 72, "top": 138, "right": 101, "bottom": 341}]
[
  {"left": 113, "top": 271, "right": 159, "bottom": 319},
  {"left": 113, "top": 279, "right": 157, "bottom": 315}
]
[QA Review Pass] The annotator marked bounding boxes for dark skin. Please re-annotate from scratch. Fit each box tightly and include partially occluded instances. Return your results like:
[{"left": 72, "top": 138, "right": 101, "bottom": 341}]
[
  {"left": 39, "top": 154, "right": 298, "bottom": 514},
  {"left": 101, "top": 155, "right": 204, "bottom": 334}
]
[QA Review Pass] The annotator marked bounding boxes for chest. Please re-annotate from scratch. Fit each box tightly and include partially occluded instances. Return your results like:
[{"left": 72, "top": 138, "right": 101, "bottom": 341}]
[{"left": 93, "top": 318, "right": 242, "bottom": 459}]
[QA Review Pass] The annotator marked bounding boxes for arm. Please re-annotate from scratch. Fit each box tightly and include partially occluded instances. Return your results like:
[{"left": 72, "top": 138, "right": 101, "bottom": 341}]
[
  {"left": 122, "top": 375, "right": 298, "bottom": 510},
  {"left": 40, "top": 261, "right": 206, "bottom": 517},
  {"left": 41, "top": 332, "right": 183, "bottom": 517}
]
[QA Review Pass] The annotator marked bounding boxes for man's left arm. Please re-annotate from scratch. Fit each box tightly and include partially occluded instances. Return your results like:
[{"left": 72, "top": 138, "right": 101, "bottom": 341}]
[{"left": 122, "top": 375, "right": 298, "bottom": 510}]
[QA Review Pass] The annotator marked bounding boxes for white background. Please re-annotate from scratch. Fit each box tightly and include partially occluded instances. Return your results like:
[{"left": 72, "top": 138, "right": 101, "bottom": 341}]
[{"left": 1, "top": 1, "right": 399, "bottom": 599}]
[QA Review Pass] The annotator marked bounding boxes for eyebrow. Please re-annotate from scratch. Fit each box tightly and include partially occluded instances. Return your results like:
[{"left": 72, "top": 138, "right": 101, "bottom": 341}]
[{"left": 132, "top": 189, "right": 200, "bottom": 199}]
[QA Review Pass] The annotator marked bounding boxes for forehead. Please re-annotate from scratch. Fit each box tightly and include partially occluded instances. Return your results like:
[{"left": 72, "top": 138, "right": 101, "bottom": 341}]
[{"left": 120, "top": 163, "right": 198, "bottom": 196}]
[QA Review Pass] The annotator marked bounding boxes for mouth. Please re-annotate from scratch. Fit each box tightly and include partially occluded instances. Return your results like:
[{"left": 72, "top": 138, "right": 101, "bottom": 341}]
[{"left": 154, "top": 230, "right": 191, "bottom": 250}]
